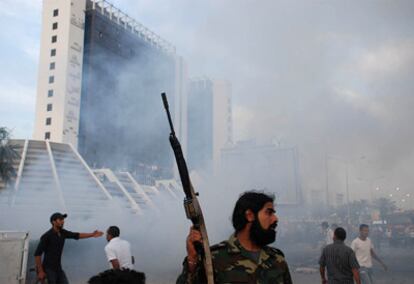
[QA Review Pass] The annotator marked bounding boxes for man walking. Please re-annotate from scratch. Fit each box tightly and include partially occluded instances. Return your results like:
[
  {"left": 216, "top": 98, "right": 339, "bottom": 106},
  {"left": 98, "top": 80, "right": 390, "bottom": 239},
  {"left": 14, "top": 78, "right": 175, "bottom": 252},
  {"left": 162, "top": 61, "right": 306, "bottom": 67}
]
[
  {"left": 34, "top": 212, "right": 104, "bottom": 284},
  {"left": 321, "top": 221, "right": 334, "bottom": 247},
  {"left": 104, "top": 226, "right": 134, "bottom": 270},
  {"left": 351, "top": 224, "right": 387, "bottom": 284},
  {"left": 177, "top": 191, "right": 292, "bottom": 283},
  {"left": 319, "top": 227, "right": 361, "bottom": 284}
]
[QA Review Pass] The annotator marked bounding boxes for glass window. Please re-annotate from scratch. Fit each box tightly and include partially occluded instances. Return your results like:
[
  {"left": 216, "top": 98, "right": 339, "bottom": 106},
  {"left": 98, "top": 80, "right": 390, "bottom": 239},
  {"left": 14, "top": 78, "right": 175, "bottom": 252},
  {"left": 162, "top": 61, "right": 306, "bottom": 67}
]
[
  {"left": 49, "top": 76, "right": 54, "bottom": 83},
  {"left": 51, "top": 49, "right": 56, "bottom": 56},
  {"left": 52, "top": 22, "right": 58, "bottom": 30},
  {"left": 51, "top": 35, "right": 57, "bottom": 43},
  {"left": 49, "top": 62, "right": 55, "bottom": 70},
  {"left": 46, "top": 117, "right": 52, "bottom": 125},
  {"left": 47, "top": 104, "right": 53, "bottom": 111},
  {"left": 48, "top": 90, "right": 53, "bottom": 97},
  {"left": 45, "top": 132, "right": 51, "bottom": 140},
  {"left": 53, "top": 9, "right": 59, "bottom": 17}
]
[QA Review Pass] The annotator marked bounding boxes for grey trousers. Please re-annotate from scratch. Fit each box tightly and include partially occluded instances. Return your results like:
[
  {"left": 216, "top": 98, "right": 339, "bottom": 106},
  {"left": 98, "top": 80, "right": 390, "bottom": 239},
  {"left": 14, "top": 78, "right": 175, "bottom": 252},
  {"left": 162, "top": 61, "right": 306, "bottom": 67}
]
[{"left": 360, "top": 267, "right": 374, "bottom": 284}]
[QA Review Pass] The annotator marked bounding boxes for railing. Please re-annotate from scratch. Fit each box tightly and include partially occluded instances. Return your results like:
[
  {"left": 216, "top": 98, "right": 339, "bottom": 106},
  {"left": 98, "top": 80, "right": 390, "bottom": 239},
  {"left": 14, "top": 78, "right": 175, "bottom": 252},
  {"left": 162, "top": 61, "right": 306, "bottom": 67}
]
[{"left": 87, "top": 0, "right": 176, "bottom": 54}]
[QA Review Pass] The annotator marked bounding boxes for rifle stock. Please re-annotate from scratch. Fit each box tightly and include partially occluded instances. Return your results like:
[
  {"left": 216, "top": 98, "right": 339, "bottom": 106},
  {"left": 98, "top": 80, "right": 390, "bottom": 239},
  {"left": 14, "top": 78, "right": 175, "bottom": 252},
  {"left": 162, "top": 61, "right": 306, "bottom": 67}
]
[{"left": 161, "top": 93, "right": 214, "bottom": 283}]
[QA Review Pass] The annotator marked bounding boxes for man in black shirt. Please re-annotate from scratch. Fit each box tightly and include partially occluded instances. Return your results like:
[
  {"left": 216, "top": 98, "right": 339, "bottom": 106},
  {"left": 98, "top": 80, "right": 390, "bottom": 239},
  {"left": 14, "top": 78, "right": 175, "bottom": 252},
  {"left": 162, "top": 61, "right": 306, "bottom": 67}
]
[
  {"left": 34, "top": 212, "right": 104, "bottom": 284},
  {"left": 319, "top": 227, "right": 361, "bottom": 284}
]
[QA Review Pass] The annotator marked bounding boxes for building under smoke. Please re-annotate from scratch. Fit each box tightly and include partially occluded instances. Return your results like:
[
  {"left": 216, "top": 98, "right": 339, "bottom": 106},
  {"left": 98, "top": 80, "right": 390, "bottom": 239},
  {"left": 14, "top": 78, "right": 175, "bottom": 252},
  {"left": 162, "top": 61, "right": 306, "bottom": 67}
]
[
  {"left": 221, "top": 140, "right": 302, "bottom": 205},
  {"left": 187, "top": 78, "right": 233, "bottom": 174},
  {"left": 33, "top": 0, "right": 187, "bottom": 181}
]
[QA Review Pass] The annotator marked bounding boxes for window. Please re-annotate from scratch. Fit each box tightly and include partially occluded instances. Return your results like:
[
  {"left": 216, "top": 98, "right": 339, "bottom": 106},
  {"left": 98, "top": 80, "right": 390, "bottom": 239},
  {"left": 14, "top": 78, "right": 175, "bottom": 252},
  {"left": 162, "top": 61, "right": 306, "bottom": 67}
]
[
  {"left": 51, "top": 49, "right": 56, "bottom": 56},
  {"left": 49, "top": 62, "right": 55, "bottom": 70},
  {"left": 47, "top": 104, "right": 53, "bottom": 111},
  {"left": 51, "top": 35, "right": 57, "bottom": 43},
  {"left": 45, "top": 132, "right": 51, "bottom": 140},
  {"left": 48, "top": 76, "right": 54, "bottom": 83},
  {"left": 53, "top": 9, "right": 59, "bottom": 17},
  {"left": 48, "top": 89, "right": 54, "bottom": 97},
  {"left": 46, "top": 117, "right": 52, "bottom": 125},
  {"left": 52, "top": 22, "right": 58, "bottom": 30}
]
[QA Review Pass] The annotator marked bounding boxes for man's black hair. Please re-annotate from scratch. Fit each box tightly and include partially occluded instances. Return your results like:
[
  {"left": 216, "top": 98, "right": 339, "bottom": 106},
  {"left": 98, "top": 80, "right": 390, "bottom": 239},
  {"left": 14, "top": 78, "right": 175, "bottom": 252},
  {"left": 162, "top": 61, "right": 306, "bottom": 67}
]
[
  {"left": 359, "top": 224, "right": 369, "bottom": 230},
  {"left": 88, "top": 269, "right": 145, "bottom": 284},
  {"left": 107, "top": 226, "right": 120, "bottom": 238},
  {"left": 232, "top": 191, "right": 275, "bottom": 233},
  {"left": 334, "top": 227, "right": 347, "bottom": 241}
]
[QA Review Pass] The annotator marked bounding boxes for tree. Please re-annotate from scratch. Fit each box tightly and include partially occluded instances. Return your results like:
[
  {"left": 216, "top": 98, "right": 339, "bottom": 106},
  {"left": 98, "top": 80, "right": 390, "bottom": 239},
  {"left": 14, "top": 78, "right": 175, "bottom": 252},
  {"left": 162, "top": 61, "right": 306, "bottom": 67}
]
[
  {"left": 336, "top": 199, "right": 371, "bottom": 225},
  {"left": 372, "top": 197, "right": 397, "bottom": 221},
  {"left": 0, "top": 127, "right": 20, "bottom": 189}
]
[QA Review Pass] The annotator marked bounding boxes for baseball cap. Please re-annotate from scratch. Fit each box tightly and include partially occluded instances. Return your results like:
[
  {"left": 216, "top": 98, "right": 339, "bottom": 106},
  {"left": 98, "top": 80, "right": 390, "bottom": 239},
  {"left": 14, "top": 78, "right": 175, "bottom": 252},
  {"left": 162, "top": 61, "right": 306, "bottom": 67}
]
[{"left": 50, "top": 212, "right": 68, "bottom": 223}]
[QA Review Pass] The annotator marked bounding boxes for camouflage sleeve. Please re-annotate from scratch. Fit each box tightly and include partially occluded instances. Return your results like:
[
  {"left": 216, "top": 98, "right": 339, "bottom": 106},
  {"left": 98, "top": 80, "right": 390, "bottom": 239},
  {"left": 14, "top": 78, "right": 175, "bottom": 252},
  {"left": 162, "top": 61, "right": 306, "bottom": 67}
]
[
  {"left": 283, "top": 261, "right": 293, "bottom": 284},
  {"left": 176, "top": 257, "right": 206, "bottom": 284}
]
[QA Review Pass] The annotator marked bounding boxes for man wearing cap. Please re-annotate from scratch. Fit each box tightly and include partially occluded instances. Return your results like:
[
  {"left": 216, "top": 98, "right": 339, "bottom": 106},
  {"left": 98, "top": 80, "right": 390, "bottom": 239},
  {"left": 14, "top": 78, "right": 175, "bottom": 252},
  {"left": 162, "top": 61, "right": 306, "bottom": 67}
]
[{"left": 34, "top": 212, "right": 104, "bottom": 284}]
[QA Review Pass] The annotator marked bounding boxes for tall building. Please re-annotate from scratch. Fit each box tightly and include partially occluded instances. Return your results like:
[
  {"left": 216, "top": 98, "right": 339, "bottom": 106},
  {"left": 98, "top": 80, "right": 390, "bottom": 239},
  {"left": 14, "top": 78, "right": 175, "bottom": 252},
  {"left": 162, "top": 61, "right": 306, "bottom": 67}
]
[
  {"left": 33, "top": 0, "right": 187, "bottom": 179},
  {"left": 187, "top": 78, "right": 233, "bottom": 173},
  {"left": 221, "top": 140, "right": 302, "bottom": 205}
]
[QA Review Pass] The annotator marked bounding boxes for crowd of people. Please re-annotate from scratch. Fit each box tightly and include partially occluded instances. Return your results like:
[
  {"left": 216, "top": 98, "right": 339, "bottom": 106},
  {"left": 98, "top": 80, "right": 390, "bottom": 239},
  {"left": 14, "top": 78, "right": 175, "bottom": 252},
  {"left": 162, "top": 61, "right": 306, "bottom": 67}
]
[{"left": 34, "top": 192, "right": 407, "bottom": 284}]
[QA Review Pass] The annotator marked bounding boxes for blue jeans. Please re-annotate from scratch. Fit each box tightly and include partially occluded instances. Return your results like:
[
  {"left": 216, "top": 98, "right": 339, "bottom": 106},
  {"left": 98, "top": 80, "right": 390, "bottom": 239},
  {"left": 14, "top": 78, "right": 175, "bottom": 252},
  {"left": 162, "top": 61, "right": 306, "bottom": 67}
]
[
  {"left": 360, "top": 267, "right": 374, "bottom": 284},
  {"left": 45, "top": 268, "right": 69, "bottom": 284}
]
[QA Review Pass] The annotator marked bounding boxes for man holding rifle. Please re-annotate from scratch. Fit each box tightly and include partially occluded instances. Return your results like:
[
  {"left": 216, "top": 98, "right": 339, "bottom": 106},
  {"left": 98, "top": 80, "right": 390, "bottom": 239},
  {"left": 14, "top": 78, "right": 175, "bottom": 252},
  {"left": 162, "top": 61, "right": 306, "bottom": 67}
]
[
  {"left": 176, "top": 191, "right": 292, "bottom": 284},
  {"left": 161, "top": 93, "right": 291, "bottom": 283}
]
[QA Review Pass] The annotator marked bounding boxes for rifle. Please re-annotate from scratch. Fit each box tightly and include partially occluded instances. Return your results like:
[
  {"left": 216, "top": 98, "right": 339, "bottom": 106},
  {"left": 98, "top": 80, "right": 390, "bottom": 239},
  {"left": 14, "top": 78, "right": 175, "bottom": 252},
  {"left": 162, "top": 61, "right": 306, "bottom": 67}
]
[{"left": 161, "top": 93, "right": 214, "bottom": 283}]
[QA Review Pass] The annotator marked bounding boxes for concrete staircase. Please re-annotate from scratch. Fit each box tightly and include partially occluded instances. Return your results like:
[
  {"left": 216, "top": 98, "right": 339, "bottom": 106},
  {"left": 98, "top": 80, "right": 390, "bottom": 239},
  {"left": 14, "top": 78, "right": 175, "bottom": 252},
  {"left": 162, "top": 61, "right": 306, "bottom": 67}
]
[
  {"left": 49, "top": 142, "right": 111, "bottom": 217},
  {"left": 4, "top": 140, "right": 112, "bottom": 218}
]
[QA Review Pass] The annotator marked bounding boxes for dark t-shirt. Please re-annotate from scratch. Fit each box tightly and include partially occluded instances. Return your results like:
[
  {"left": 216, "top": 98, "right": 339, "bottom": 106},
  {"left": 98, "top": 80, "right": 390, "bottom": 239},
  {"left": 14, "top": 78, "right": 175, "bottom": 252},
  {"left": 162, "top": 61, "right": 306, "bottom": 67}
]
[
  {"left": 319, "top": 240, "right": 360, "bottom": 284},
  {"left": 34, "top": 228, "right": 80, "bottom": 271}
]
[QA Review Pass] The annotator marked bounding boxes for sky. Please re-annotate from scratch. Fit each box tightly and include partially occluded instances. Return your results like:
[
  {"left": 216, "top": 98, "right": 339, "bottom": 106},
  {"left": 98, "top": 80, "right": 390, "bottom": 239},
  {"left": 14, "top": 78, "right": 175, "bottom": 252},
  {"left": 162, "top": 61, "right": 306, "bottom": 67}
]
[{"left": 1, "top": 0, "right": 414, "bottom": 206}]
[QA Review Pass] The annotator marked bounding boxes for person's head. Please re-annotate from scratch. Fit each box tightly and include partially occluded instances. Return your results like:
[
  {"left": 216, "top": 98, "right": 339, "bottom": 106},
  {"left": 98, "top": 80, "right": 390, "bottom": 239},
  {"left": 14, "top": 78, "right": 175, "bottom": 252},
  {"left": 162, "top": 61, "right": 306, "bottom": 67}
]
[
  {"left": 106, "top": 226, "right": 120, "bottom": 242},
  {"left": 331, "top": 223, "right": 338, "bottom": 230},
  {"left": 88, "top": 269, "right": 145, "bottom": 284},
  {"left": 232, "top": 191, "right": 278, "bottom": 247},
  {"left": 359, "top": 224, "right": 369, "bottom": 239},
  {"left": 321, "top": 221, "right": 329, "bottom": 229},
  {"left": 333, "top": 227, "right": 347, "bottom": 241},
  {"left": 50, "top": 212, "right": 67, "bottom": 230}
]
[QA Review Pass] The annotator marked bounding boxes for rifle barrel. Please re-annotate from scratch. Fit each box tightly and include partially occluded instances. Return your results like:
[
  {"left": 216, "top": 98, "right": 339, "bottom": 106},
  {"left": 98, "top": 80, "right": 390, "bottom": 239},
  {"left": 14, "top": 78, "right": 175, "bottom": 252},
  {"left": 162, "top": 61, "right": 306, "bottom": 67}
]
[{"left": 161, "top": 92, "right": 175, "bottom": 136}]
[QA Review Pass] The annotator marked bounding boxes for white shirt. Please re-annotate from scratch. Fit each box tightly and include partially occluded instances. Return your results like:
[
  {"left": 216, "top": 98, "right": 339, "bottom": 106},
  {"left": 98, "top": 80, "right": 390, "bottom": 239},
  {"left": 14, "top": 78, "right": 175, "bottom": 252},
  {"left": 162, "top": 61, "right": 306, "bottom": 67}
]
[
  {"left": 351, "top": 237, "right": 373, "bottom": 268},
  {"left": 325, "top": 228, "right": 334, "bottom": 245},
  {"left": 104, "top": 237, "right": 134, "bottom": 269}
]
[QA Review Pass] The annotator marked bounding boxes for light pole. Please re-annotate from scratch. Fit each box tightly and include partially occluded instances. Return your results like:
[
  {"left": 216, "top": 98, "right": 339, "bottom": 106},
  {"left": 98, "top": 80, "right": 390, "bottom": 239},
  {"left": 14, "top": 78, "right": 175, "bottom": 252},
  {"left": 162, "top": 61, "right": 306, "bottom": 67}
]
[{"left": 325, "top": 154, "right": 351, "bottom": 224}]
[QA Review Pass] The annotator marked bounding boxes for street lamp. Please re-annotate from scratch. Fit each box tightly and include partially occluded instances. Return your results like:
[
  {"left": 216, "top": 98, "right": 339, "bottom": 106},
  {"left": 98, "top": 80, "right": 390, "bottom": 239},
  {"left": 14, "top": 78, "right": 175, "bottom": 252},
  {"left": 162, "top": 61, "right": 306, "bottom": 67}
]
[{"left": 325, "top": 154, "right": 351, "bottom": 223}]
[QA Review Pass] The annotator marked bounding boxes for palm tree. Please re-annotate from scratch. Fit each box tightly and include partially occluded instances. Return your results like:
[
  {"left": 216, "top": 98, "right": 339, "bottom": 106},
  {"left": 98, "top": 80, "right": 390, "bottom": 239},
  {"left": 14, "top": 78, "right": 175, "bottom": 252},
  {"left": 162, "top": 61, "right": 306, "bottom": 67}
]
[
  {"left": 0, "top": 127, "right": 20, "bottom": 189},
  {"left": 372, "top": 197, "right": 397, "bottom": 222}
]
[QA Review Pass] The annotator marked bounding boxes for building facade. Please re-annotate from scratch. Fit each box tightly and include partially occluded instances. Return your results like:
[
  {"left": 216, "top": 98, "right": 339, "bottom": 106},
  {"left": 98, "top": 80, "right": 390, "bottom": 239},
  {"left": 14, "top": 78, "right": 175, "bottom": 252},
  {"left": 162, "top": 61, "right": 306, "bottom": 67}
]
[
  {"left": 34, "top": 0, "right": 187, "bottom": 179},
  {"left": 221, "top": 140, "right": 302, "bottom": 205},
  {"left": 187, "top": 78, "right": 233, "bottom": 174}
]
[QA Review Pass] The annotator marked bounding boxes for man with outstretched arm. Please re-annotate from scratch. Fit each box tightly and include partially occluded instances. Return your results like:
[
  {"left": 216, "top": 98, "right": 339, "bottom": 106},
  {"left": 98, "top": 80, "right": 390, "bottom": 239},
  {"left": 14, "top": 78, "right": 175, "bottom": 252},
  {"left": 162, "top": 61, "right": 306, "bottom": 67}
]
[
  {"left": 34, "top": 212, "right": 104, "bottom": 284},
  {"left": 351, "top": 224, "right": 387, "bottom": 284},
  {"left": 176, "top": 191, "right": 292, "bottom": 284}
]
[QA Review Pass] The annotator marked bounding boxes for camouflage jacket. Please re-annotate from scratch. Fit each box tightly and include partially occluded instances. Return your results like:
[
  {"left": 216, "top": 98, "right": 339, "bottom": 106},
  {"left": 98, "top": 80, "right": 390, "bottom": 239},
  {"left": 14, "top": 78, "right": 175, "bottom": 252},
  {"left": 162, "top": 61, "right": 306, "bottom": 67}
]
[{"left": 177, "top": 234, "right": 292, "bottom": 284}]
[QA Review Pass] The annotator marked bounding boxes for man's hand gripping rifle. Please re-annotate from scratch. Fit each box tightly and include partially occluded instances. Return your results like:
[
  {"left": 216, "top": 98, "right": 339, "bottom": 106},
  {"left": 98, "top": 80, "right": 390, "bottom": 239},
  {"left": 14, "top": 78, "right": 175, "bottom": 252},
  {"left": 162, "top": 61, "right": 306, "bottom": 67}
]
[{"left": 161, "top": 93, "right": 214, "bottom": 284}]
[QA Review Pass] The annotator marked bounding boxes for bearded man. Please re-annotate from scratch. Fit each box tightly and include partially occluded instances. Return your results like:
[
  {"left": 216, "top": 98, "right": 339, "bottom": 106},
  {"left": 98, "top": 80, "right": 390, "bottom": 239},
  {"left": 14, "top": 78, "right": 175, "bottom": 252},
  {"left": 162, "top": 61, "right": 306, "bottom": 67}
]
[{"left": 176, "top": 191, "right": 292, "bottom": 284}]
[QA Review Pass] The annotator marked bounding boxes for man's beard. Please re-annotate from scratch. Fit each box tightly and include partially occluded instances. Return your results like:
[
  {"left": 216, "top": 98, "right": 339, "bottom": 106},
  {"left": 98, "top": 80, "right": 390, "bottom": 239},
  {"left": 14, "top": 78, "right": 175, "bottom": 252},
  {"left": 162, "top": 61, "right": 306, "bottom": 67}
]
[{"left": 249, "top": 218, "right": 277, "bottom": 247}]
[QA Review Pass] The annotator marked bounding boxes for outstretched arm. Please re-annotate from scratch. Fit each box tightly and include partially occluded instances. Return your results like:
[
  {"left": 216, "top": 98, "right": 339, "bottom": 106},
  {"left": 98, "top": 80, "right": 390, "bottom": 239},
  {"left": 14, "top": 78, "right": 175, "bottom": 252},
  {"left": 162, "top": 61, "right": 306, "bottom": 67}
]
[
  {"left": 371, "top": 249, "right": 387, "bottom": 270},
  {"left": 79, "top": 230, "right": 103, "bottom": 239}
]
